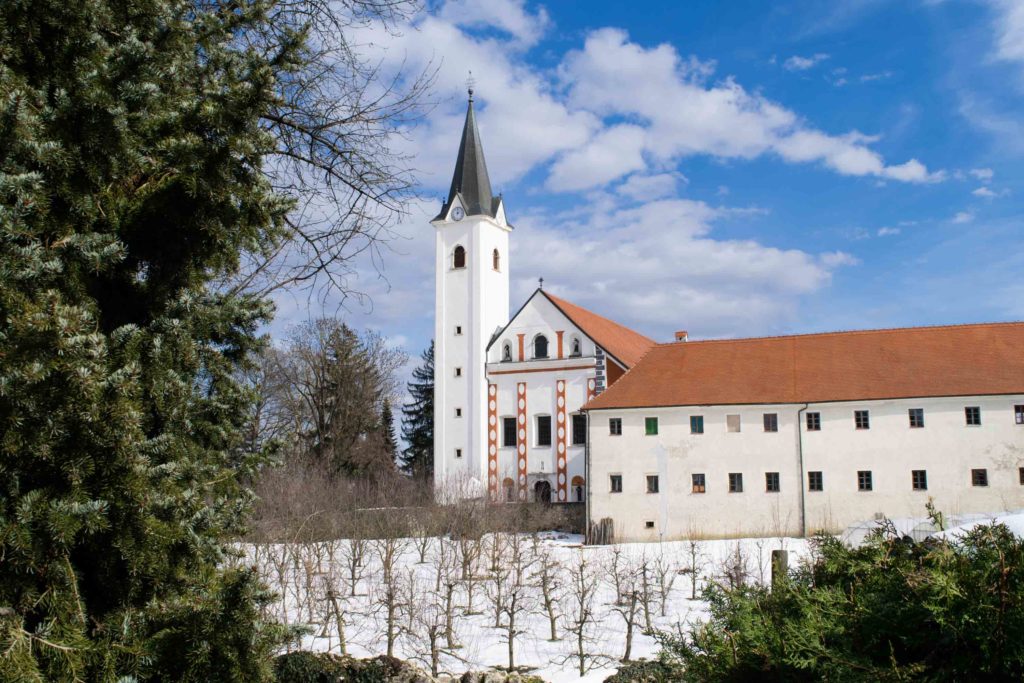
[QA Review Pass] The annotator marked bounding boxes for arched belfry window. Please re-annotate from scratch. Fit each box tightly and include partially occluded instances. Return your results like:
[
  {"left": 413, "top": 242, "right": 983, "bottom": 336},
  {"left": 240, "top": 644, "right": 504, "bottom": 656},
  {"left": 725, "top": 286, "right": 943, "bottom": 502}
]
[
  {"left": 570, "top": 337, "right": 582, "bottom": 357},
  {"left": 453, "top": 245, "right": 466, "bottom": 269},
  {"left": 533, "top": 334, "right": 549, "bottom": 359},
  {"left": 502, "top": 342, "right": 512, "bottom": 362},
  {"left": 493, "top": 249, "right": 500, "bottom": 271}
]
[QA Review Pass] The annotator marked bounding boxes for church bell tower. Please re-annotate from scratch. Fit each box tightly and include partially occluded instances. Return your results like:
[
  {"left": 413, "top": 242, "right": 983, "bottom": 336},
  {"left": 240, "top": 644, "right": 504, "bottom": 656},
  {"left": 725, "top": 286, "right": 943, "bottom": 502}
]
[{"left": 432, "top": 90, "right": 511, "bottom": 495}]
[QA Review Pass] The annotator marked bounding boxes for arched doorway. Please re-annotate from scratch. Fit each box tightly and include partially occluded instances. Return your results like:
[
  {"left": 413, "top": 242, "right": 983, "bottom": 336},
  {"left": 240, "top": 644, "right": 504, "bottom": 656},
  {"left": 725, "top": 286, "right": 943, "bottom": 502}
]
[
  {"left": 534, "top": 480, "right": 552, "bottom": 504},
  {"left": 571, "top": 475, "right": 586, "bottom": 503}
]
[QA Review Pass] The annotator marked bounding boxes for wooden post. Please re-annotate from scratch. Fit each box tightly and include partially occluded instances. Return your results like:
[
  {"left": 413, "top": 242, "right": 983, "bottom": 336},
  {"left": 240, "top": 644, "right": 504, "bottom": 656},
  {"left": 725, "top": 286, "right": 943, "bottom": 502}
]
[{"left": 771, "top": 549, "right": 789, "bottom": 589}]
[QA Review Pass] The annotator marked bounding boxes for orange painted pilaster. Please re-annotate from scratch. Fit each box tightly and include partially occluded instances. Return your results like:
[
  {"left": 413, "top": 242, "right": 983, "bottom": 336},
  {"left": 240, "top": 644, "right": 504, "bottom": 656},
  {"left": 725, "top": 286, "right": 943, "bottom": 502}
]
[
  {"left": 487, "top": 383, "right": 498, "bottom": 501},
  {"left": 516, "top": 382, "right": 528, "bottom": 500},
  {"left": 556, "top": 331, "right": 564, "bottom": 359},
  {"left": 555, "top": 378, "right": 568, "bottom": 503},
  {"left": 517, "top": 334, "right": 525, "bottom": 362}
]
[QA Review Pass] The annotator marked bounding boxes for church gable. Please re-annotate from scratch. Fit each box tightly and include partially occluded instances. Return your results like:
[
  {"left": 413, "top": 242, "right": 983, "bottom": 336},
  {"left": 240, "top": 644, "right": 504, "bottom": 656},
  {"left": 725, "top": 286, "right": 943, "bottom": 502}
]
[{"left": 487, "top": 289, "right": 592, "bottom": 364}]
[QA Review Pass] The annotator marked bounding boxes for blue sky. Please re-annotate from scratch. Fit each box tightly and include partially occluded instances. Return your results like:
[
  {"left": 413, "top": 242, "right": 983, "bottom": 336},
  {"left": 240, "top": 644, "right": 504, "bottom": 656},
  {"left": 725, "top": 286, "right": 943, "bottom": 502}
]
[{"left": 270, "top": 0, "right": 1024, "bottom": 365}]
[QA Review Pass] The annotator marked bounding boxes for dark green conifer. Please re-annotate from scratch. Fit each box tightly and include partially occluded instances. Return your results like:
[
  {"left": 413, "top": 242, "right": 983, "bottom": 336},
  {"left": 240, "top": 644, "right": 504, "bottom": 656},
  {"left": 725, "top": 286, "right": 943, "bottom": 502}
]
[{"left": 400, "top": 341, "right": 434, "bottom": 482}]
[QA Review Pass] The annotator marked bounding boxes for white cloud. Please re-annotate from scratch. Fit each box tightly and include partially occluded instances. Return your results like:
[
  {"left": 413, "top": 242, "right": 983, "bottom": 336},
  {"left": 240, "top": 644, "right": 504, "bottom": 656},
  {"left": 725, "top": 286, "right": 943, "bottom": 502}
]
[
  {"left": 970, "top": 167, "right": 994, "bottom": 181},
  {"left": 616, "top": 172, "right": 686, "bottom": 202},
  {"left": 952, "top": 210, "right": 975, "bottom": 223},
  {"left": 437, "top": 0, "right": 550, "bottom": 47},
  {"left": 555, "top": 29, "right": 942, "bottom": 191},
  {"left": 783, "top": 53, "right": 830, "bottom": 71},
  {"left": 860, "top": 71, "right": 893, "bottom": 82},
  {"left": 510, "top": 198, "right": 855, "bottom": 338},
  {"left": 992, "top": 0, "right": 1024, "bottom": 65},
  {"left": 877, "top": 226, "right": 901, "bottom": 236},
  {"left": 972, "top": 186, "right": 997, "bottom": 198}
]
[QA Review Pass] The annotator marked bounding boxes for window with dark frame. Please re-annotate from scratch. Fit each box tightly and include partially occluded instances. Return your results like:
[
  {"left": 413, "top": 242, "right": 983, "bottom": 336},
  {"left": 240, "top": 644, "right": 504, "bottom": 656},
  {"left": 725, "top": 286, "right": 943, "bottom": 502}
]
[
  {"left": 909, "top": 408, "right": 924, "bottom": 428},
  {"left": 808, "top": 471, "right": 823, "bottom": 491},
  {"left": 645, "top": 520, "right": 655, "bottom": 529},
  {"left": 857, "top": 470, "right": 873, "bottom": 491},
  {"left": 690, "top": 415, "right": 704, "bottom": 434},
  {"left": 455, "top": 448, "right": 462, "bottom": 459},
  {"left": 610, "top": 474, "right": 622, "bottom": 493},
  {"left": 455, "top": 325, "right": 462, "bottom": 335},
  {"left": 502, "top": 417, "right": 517, "bottom": 447},
  {"left": 912, "top": 469, "right": 928, "bottom": 491},
  {"left": 692, "top": 473, "right": 706, "bottom": 493},
  {"left": 806, "top": 412, "right": 821, "bottom": 431},
  {"left": 454, "top": 367, "right": 462, "bottom": 377},
  {"left": 609, "top": 418, "right": 622, "bottom": 435},
  {"left": 728, "top": 473, "right": 743, "bottom": 493},
  {"left": 965, "top": 406, "right": 981, "bottom": 426},
  {"left": 646, "top": 475, "right": 659, "bottom": 494},
  {"left": 763, "top": 413, "right": 779, "bottom": 432},
  {"left": 1016, "top": 405, "right": 1024, "bottom": 425},
  {"left": 493, "top": 248, "right": 500, "bottom": 271},
  {"left": 536, "top": 415, "right": 552, "bottom": 447},
  {"left": 572, "top": 414, "right": 587, "bottom": 445},
  {"left": 765, "top": 472, "right": 780, "bottom": 492},
  {"left": 855, "top": 410, "right": 870, "bottom": 430},
  {"left": 1019, "top": 467, "right": 1024, "bottom": 485},
  {"left": 453, "top": 245, "right": 466, "bottom": 269},
  {"left": 645, "top": 417, "right": 659, "bottom": 435},
  {"left": 533, "top": 334, "right": 549, "bottom": 359},
  {"left": 972, "top": 468, "right": 988, "bottom": 487},
  {"left": 455, "top": 408, "right": 462, "bottom": 417}
]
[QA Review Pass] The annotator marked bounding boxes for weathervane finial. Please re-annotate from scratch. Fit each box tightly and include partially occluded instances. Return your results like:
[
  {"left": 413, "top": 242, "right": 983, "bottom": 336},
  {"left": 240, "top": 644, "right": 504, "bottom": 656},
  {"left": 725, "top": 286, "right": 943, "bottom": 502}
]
[{"left": 467, "top": 70, "right": 476, "bottom": 102}]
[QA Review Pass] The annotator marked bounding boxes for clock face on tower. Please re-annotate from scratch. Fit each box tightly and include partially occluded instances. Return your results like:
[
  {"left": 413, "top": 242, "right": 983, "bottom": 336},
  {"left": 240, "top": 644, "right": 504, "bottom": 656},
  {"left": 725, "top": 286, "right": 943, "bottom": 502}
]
[{"left": 451, "top": 206, "right": 465, "bottom": 221}]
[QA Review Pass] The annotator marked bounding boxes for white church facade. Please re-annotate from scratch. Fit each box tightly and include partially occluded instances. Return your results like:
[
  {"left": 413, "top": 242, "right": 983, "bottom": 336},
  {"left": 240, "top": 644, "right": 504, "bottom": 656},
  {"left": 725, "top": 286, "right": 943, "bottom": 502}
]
[{"left": 432, "top": 93, "right": 1024, "bottom": 540}]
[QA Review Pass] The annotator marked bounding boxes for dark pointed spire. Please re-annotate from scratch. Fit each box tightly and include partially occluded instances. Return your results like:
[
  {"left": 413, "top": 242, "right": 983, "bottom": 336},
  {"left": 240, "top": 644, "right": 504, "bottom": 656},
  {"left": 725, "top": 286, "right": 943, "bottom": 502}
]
[{"left": 438, "top": 89, "right": 498, "bottom": 220}]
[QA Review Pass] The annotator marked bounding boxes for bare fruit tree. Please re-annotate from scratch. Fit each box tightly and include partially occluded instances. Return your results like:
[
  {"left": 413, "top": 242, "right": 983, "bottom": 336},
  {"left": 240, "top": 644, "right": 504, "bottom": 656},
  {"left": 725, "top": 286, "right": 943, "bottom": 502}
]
[
  {"left": 371, "top": 537, "right": 410, "bottom": 657},
  {"left": 560, "top": 550, "right": 607, "bottom": 676},
  {"left": 653, "top": 550, "right": 679, "bottom": 618},
  {"left": 684, "top": 538, "right": 708, "bottom": 600},
  {"left": 342, "top": 536, "right": 369, "bottom": 597},
  {"left": 532, "top": 537, "right": 563, "bottom": 642},
  {"left": 500, "top": 532, "right": 537, "bottom": 671},
  {"left": 608, "top": 554, "right": 642, "bottom": 662}
]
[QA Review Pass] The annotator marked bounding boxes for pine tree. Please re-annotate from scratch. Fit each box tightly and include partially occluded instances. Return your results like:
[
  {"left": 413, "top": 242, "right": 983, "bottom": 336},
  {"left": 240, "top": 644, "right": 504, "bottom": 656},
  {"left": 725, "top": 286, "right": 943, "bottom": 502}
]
[
  {"left": 400, "top": 341, "right": 435, "bottom": 481},
  {"left": 0, "top": 1, "right": 296, "bottom": 679},
  {"left": 381, "top": 399, "right": 400, "bottom": 465}
]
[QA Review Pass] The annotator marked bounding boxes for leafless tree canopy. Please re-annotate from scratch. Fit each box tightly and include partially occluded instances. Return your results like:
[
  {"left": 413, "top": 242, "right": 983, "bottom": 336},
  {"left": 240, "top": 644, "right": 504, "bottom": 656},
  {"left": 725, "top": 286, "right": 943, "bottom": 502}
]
[{"left": 221, "top": 0, "right": 436, "bottom": 303}]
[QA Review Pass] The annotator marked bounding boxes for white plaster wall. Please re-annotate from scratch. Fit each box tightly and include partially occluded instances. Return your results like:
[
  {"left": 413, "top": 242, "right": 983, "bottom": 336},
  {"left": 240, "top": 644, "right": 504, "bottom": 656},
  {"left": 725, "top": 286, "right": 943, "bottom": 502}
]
[
  {"left": 488, "top": 294, "right": 594, "bottom": 364},
  {"left": 589, "top": 395, "right": 1024, "bottom": 541}
]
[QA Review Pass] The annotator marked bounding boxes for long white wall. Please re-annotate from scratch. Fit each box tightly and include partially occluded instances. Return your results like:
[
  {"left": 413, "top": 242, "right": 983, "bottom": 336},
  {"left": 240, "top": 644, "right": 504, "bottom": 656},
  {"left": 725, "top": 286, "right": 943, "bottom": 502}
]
[{"left": 588, "top": 394, "right": 1024, "bottom": 541}]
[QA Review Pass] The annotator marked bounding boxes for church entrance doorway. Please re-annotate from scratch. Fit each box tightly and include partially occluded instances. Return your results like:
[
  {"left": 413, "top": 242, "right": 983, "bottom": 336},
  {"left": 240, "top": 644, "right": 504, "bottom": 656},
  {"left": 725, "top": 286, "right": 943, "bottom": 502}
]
[{"left": 534, "top": 480, "right": 552, "bottom": 504}]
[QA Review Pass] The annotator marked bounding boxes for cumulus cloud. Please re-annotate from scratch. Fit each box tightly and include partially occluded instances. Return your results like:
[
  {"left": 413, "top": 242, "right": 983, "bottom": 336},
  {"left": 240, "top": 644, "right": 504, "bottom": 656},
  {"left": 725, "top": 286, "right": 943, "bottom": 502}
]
[
  {"left": 992, "top": 0, "right": 1024, "bottom": 65},
  {"left": 616, "top": 172, "right": 687, "bottom": 202},
  {"left": 553, "top": 29, "right": 941, "bottom": 191},
  {"left": 970, "top": 167, "right": 994, "bottom": 181},
  {"left": 877, "top": 226, "right": 901, "bottom": 236},
  {"left": 437, "top": 0, "right": 550, "bottom": 47},
  {"left": 784, "top": 53, "right": 830, "bottom": 71},
  {"left": 952, "top": 211, "right": 975, "bottom": 224},
  {"left": 972, "top": 186, "right": 997, "bottom": 198}
]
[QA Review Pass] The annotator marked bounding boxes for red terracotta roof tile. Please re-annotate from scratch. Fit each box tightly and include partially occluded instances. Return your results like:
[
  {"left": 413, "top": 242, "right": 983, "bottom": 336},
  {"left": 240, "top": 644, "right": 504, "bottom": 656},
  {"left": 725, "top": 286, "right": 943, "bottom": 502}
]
[
  {"left": 543, "top": 292, "right": 656, "bottom": 368},
  {"left": 584, "top": 322, "right": 1024, "bottom": 410}
]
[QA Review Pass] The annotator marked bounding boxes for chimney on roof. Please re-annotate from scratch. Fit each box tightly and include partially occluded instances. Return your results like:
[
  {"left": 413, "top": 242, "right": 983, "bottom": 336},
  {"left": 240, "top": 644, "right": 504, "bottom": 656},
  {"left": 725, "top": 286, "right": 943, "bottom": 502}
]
[{"left": 674, "top": 330, "right": 688, "bottom": 342}]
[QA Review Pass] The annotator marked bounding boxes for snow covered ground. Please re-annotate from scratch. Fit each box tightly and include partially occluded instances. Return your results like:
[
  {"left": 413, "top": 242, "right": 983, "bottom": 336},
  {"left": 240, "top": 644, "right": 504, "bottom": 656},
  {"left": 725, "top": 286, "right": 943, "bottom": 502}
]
[{"left": 236, "top": 533, "right": 810, "bottom": 682}]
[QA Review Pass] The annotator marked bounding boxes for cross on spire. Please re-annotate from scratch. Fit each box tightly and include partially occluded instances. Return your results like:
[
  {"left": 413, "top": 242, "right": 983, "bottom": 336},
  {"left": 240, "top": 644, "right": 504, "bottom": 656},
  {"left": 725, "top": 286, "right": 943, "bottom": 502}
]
[
  {"left": 466, "top": 70, "right": 476, "bottom": 102},
  {"left": 538, "top": 277, "right": 544, "bottom": 290}
]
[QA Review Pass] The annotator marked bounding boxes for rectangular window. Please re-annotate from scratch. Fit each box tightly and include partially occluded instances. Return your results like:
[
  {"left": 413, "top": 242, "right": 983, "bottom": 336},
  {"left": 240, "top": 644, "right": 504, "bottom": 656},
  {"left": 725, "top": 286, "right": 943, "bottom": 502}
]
[
  {"left": 806, "top": 412, "right": 821, "bottom": 431},
  {"left": 610, "top": 474, "right": 622, "bottom": 493},
  {"left": 855, "top": 410, "right": 870, "bottom": 430},
  {"left": 965, "top": 406, "right": 981, "bottom": 426},
  {"left": 692, "top": 473, "right": 706, "bottom": 493},
  {"left": 971, "top": 468, "right": 988, "bottom": 487},
  {"left": 909, "top": 408, "right": 924, "bottom": 428},
  {"left": 763, "top": 413, "right": 779, "bottom": 432},
  {"left": 808, "top": 471, "right": 823, "bottom": 492},
  {"left": 645, "top": 417, "right": 659, "bottom": 435},
  {"left": 455, "top": 326, "right": 462, "bottom": 335},
  {"left": 857, "top": 470, "right": 873, "bottom": 491},
  {"left": 645, "top": 520, "right": 655, "bottom": 529},
  {"left": 609, "top": 418, "right": 622, "bottom": 436},
  {"left": 765, "top": 472, "right": 780, "bottom": 492},
  {"left": 455, "top": 408, "right": 462, "bottom": 418},
  {"left": 572, "top": 414, "right": 587, "bottom": 445},
  {"left": 536, "top": 415, "right": 552, "bottom": 447},
  {"left": 454, "top": 367, "right": 462, "bottom": 377},
  {"left": 690, "top": 415, "right": 704, "bottom": 434},
  {"left": 727, "top": 414, "right": 741, "bottom": 433},
  {"left": 1016, "top": 405, "right": 1024, "bottom": 425},
  {"left": 1019, "top": 467, "right": 1024, "bottom": 485},
  {"left": 502, "top": 417, "right": 517, "bottom": 448},
  {"left": 455, "top": 449, "right": 462, "bottom": 459},
  {"left": 912, "top": 469, "right": 928, "bottom": 491},
  {"left": 646, "top": 475, "right": 659, "bottom": 494},
  {"left": 728, "top": 473, "right": 743, "bottom": 493}
]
